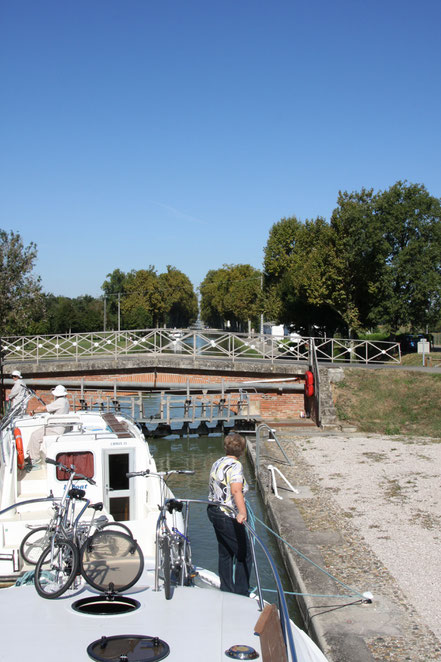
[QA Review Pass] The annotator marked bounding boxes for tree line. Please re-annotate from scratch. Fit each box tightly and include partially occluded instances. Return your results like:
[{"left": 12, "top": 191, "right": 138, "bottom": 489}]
[
  {"left": 0, "top": 243, "right": 199, "bottom": 335},
  {"left": 1, "top": 180, "right": 440, "bottom": 338}
]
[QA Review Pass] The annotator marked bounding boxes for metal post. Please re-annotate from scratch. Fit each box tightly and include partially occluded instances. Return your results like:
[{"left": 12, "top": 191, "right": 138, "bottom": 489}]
[
  {"left": 248, "top": 533, "right": 264, "bottom": 611},
  {"left": 118, "top": 293, "right": 121, "bottom": 332},
  {"left": 0, "top": 340, "right": 5, "bottom": 416}
]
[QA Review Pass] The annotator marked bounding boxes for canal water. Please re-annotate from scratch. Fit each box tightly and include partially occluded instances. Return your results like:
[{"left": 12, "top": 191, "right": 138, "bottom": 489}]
[{"left": 147, "top": 433, "right": 303, "bottom": 627}]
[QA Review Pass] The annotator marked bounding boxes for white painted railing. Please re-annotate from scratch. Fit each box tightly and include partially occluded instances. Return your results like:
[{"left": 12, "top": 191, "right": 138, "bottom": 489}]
[{"left": 0, "top": 328, "right": 401, "bottom": 366}]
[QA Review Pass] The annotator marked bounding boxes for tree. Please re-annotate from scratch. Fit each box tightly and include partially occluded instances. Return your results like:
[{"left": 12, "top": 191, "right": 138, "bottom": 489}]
[
  {"left": 326, "top": 188, "right": 389, "bottom": 335},
  {"left": 0, "top": 230, "right": 43, "bottom": 335},
  {"left": 263, "top": 216, "right": 303, "bottom": 280},
  {"left": 263, "top": 216, "right": 341, "bottom": 334},
  {"left": 262, "top": 182, "right": 441, "bottom": 337},
  {"left": 121, "top": 267, "right": 164, "bottom": 329},
  {"left": 200, "top": 264, "right": 262, "bottom": 331},
  {"left": 158, "top": 266, "right": 198, "bottom": 327},
  {"left": 374, "top": 181, "right": 441, "bottom": 331},
  {"left": 101, "top": 268, "right": 129, "bottom": 329},
  {"left": 199, "top": 269, "right": 226, "bottom": 328}
]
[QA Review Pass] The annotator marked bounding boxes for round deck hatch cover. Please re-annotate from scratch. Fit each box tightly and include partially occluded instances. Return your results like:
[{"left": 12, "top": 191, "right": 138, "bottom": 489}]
[
  {"left": 225, "top": 645, "right": 259, "bottom": 660},
  {"left": 72, "top": 595, "right": 140, "bottom": 615},
  {"left": 80, "top": 530, "right": 144, "bottom": 593},
  {"left": 87, "top": 634, "right": 169, "bottom": 662}
]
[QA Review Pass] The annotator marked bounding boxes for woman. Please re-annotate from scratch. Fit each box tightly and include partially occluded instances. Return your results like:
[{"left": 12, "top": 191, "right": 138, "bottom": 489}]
[{"left": 207, "top": 432, "right": 252, "bottom": 596}]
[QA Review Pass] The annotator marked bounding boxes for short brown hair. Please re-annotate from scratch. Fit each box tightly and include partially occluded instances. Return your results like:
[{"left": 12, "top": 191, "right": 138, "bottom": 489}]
[{"left": 224, "top": 432, "right": 246, "bottom": 458}]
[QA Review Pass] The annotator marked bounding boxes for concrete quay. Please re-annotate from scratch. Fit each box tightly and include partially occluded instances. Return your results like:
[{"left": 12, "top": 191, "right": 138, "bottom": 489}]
[{"left": 246, "top": 429, "right": 441, "bottom": 662}]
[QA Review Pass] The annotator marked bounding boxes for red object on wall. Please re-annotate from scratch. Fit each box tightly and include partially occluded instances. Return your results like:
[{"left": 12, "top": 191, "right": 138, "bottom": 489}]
[{"left": 304, "top": 371, "right": 314, "bottom": 398}]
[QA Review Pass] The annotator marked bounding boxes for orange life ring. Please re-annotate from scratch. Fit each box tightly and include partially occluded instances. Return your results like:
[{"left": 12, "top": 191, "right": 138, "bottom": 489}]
[
  {"left": 13, "top": 427, "right": 25, "bottom": 470},
  {"left": 304, "top": 371, "right": 314, "bottom": 398}
]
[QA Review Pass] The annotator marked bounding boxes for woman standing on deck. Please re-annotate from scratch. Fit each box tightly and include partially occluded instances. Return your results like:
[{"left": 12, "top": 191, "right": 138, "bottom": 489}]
[{"left": 207, "top": 432, "right": 252, "bottom": 596}]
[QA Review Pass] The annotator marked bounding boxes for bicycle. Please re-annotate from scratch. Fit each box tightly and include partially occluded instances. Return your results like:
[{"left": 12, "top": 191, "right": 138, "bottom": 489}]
[
  {"left": 33, "top": 458, "right": 141, "bottom": 599},
  {"left": 126, "top": 468, "right": 195, "bottom": 600},
  {"left": 20, "top": 511, "right": 132, "bottom": 566},
  {"left": 33, "top": 458, "right": 98, "bottom": 598}
]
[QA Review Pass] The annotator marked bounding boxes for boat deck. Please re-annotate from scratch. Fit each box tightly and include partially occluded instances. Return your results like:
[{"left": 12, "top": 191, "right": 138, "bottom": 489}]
[{"left": 0, "top": 568, "right": 266, "bottom": 662}]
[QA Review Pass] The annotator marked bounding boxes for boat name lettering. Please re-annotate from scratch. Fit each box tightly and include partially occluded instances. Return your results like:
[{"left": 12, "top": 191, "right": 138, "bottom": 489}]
[{"left": 110, "top": 441, "right": 128, "bottom": 446}]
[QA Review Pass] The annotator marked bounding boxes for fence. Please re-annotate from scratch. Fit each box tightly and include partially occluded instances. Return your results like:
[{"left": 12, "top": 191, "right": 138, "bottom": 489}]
[{"left": 0, "top": 328, "right": 401, "bottom": 366}]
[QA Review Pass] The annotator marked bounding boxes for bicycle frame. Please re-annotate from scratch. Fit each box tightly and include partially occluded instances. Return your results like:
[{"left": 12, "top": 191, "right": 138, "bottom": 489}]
[
  {"left": 125, "top": 469, "right": 194, "bottom": 594},
  {"left": 154, "top": 498, "right": 192, "bottom": 592},
  {"left": 44, "top": 459, "right": 96, "bottom": 553}
]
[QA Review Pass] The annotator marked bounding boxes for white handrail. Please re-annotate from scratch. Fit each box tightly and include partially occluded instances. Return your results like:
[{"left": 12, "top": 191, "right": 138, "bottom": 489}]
[
  {"left": 1, "top": 329, "right": 401, "bottom": 366},
  {"left": 267, "top": 465, "right": 299, "bottom": 500}
]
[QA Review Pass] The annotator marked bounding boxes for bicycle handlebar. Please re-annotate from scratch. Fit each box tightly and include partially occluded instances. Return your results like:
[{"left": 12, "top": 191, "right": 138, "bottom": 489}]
[{"left": 45, "top": 458, "right": 96, "bottom": 485}]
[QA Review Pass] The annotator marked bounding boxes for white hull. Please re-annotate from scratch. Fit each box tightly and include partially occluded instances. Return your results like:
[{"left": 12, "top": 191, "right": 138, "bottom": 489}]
[{"left": 0, "top": 409, "right": 160, "bottom": 577}]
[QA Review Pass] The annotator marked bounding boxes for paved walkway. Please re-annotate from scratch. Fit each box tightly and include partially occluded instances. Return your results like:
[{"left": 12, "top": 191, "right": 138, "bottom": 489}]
[{"left": 249, "top": 430, "right": 441, "bottom": 662}]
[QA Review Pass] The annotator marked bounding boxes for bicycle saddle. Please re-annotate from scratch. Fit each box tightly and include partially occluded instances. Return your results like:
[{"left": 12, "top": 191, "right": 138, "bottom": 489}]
[
  {"left": 166, "top": 499, "right": 183, "bottom": 513},
  {"left": 68, "top": 487, "right": 86, "bottom": 500},
  {"left": 89, "top": 502, "right": 104, "bottom": 511}
]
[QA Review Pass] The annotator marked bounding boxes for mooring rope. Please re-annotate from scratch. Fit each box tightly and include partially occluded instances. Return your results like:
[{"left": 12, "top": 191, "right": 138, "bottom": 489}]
[{"left": 246, "top": 502, "right": 368, "bottom": 600}]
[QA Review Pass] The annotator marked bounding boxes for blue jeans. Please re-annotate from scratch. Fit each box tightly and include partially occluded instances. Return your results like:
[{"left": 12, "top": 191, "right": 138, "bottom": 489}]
[{"left": 207, "top": 505, "right": 252, "bottom": 596}]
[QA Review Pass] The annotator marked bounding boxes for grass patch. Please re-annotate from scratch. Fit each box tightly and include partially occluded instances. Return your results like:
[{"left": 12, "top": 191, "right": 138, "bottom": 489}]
[
  {"left": 401, "top": 352, "right": 441, "bottom": 367},
  {"left": 333, "top": 365, "right": 441, "bottom": 439}
]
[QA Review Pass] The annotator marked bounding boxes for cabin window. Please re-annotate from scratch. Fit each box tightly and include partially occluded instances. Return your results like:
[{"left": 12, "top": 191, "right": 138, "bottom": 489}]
[{"left": 55, "top": 451, "right": 94, "bottom": 481}]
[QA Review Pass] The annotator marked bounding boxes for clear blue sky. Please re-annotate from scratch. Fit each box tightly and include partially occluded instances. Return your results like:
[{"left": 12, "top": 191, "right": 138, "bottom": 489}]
[{"left": 1, "top": 0, "right": 440, "bottom": 298}]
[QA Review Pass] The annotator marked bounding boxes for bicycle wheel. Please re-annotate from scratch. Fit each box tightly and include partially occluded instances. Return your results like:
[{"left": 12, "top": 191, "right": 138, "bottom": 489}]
[
  {"left": 80, "top": 531, "right": 144, "bottom": 593},
  {"left": 99, "top": 521, "right": 133, "bottom": 537},
  {"left": 20, "top": 526, "right": 52, "bottom": 565},
  {"left": 160, "top": 536, "right": 172, "bottom": 600},
  {"left": 34, "top": 539, "right": 79, "bottom": 599}
]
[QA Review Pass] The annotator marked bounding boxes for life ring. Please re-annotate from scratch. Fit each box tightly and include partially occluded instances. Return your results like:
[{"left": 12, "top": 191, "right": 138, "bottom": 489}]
[
  {"left": 14, "top": 427, "right": 26, "bottom": 470},
  {"left": 304, "top": 371, "right": 314, "bottom": 398}
]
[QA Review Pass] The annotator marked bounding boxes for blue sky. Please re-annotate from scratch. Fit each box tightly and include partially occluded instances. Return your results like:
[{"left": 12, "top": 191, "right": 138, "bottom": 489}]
[{"left": 1, "top": 0, "right": 440, "bottom": 298}]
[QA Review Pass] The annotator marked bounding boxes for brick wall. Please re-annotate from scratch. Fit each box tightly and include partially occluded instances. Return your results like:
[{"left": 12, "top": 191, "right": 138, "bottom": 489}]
[{"left": 7, "top": 369, "right": 307, "bottom": 421}]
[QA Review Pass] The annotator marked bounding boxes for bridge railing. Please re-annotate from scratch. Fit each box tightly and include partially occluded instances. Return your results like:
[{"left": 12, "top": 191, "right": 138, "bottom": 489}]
[{"left": 0, "top": 328, "right": 401, "bottom": 366}]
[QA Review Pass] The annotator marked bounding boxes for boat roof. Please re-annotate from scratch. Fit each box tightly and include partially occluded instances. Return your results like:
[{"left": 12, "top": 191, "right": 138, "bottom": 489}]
[{"left": 0, "top": 570, "right": 265, "bottom": 662}]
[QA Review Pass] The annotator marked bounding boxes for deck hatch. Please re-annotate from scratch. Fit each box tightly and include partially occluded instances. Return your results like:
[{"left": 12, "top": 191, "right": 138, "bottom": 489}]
[
  {"left": 87, "top": 634, "right": 169, "bottom": 661},
  {"left": 73, "top": 595, "right": 140, "bottom": 615}
]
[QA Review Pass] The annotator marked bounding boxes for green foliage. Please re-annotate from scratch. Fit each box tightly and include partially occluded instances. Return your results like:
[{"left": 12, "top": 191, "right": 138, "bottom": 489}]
[
  {"left": 0, "top": 230, "right": 44, "bottom": 335},
  {"left": 120, "top": 266, "right": 198, "bottom": 330},
  {"left": 262, "top": 181, "right": 441, "bottom": 337},
  {"left": 357, "top": 332, "right": 390, "bottom": 341},
  {"left": 39, "top": 294, "right": 104, "bottom": 334},
  {"left": 374, "top": 181, "right": 441, "bottom": 331},
  {"left": 200, "top": 264, "right": 263, "bottom": 331},
  {"left": 121, "top": 267, "right": 164, "bottom": 328},
  {"left": 101, "top": 268, "right": 129, "bottom": 329},
  {"left": 158, "top": 266, "right": 198, "bottom": 327},
  {"left": 263, "top": 216, "right": 341, "bottom": 334}
]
